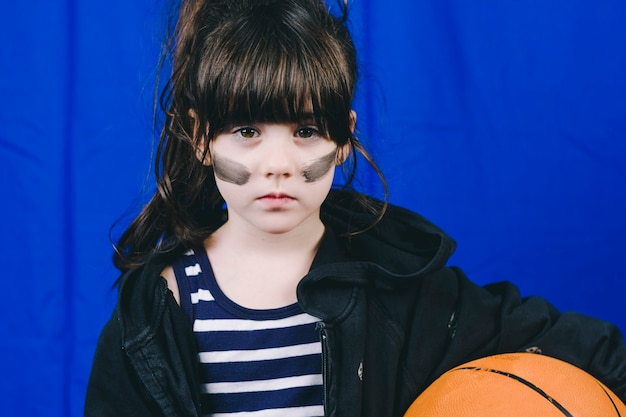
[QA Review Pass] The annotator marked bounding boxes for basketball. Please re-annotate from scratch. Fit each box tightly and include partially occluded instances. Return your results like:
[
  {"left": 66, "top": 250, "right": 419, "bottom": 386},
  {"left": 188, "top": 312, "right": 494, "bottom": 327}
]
[{"left": 404, "top": 352, "right": 626, "bottom": 417}]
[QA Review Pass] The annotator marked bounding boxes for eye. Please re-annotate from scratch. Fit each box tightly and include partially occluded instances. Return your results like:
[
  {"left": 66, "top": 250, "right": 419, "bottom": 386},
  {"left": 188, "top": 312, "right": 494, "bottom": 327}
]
[
  {"left": 296, "top": 127, "right": 320, "bottom": 139},
  {"left": 235, "top": 127, "right": 257, "bottom": 139}
]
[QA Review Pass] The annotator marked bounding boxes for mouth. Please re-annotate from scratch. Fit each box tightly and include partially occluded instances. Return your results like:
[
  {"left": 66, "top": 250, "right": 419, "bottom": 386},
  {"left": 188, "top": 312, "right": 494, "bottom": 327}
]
[
  {"left": 257, "top": 192, "right": 296, "bottom": 208},
  {"left": 259, "top": 192, "right": 295, "bottom": 200}
]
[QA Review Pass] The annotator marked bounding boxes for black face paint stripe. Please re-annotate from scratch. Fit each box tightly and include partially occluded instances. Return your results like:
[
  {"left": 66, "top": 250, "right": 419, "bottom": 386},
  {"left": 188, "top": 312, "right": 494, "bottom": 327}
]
[
  {"left": 302, "top": 150, "right": 336, "bottom": 183},
  {"left": 212, "top": 152, "right": 251, "bottom": 185}
]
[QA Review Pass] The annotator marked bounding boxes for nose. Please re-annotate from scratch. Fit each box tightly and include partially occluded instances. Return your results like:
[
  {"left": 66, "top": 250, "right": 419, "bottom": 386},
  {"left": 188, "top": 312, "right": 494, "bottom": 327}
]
[{"left": 261, "top": 136, "right": 297, "bottom": 180}]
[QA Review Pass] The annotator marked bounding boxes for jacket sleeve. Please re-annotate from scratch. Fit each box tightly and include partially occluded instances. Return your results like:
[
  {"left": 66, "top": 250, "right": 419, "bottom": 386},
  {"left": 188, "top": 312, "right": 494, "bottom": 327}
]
[
  {"left": 84, "top": 308, "right": 166, "bottom": 417},
  {"left": 444, "top": 266, "right": 626, "bottom": 403},
  {"left": 84, "top": 275, "right": 201, "bottom": 417}
]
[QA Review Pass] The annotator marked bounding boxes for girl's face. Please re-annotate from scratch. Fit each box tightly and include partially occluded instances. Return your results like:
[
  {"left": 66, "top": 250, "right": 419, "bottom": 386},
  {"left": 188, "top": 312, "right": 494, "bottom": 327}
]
[{"left": 207, "top": 121, "right": 346, "bottom": 236}]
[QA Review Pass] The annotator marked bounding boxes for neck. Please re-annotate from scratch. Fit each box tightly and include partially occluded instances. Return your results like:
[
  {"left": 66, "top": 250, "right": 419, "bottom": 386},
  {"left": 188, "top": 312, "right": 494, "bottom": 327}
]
[
  {"left": 208, "top": 216, "right": 326, "bottom": 257},
  {"left": 203, "top": 212, "right": 326, "bottom": 309}
]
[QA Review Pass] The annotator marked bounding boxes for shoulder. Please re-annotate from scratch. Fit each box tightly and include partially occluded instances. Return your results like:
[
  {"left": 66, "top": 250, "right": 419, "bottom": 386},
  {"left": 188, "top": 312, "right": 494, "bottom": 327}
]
[
  {"left": 161, "top": 265, "right": 180, "bottom": 305},
  {"left": 115, "top": 249, "right": 184, "bottom": 313}
]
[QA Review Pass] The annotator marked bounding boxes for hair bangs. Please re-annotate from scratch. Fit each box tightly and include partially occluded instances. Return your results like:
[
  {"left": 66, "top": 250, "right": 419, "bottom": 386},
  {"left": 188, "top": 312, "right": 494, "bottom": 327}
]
[{"left": 195, "top": 5, "right": 355, "bottom": 144}]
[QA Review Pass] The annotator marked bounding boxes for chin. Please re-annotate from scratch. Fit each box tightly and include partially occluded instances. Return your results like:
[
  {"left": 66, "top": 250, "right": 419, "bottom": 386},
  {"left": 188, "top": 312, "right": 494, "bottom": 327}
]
[
  {"left": 249, "top": 213, "right": 322, "bottom": 236},
  {"left": 255, "top": 222, "right": 305, "bottom": 235}
]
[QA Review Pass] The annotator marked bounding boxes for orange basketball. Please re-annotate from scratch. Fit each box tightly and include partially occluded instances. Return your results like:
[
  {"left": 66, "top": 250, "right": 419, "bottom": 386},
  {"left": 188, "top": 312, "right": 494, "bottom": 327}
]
[{"left": 404, "top": 353, "right": 626, "bottom": 417}]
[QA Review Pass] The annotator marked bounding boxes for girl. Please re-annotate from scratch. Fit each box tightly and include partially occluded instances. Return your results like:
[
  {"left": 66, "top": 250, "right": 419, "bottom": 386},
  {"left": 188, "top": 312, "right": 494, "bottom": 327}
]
[{"left": 85, "top": 0, "right": 626, "bottom": 416}]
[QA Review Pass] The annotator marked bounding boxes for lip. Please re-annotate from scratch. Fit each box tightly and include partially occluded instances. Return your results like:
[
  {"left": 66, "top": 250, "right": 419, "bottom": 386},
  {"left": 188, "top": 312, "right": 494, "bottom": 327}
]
[{"left": 257, "top": 192, "right": 296, "bottom": 208}]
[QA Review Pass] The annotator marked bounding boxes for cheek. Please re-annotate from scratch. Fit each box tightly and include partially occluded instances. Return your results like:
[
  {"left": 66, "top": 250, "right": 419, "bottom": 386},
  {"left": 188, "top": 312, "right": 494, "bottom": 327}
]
[
  {"left": 301, "top": 161, "right": 337, "bottom": 205},
  {"left": 302, "top": 149, "right": 337, "bottom": 183},
  {"left": 212, "top": 152, "right": 251, "bottom": 185}
]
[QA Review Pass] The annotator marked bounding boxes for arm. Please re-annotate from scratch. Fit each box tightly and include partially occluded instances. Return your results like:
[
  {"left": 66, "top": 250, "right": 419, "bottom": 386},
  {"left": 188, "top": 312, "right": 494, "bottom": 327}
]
[
  {"left": 85, "top": 265, "right": 201, "bottom": 417},
  {"left": 447, "top": 266, "right": 626, "bottom": 402},
  {"left": 84, "top": 309, "right": 166, "bottom": 417}
]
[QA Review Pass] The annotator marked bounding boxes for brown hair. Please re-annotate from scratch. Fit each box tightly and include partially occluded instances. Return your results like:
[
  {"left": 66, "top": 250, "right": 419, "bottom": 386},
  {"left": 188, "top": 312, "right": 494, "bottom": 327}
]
[{"left": 114, "top": 0, "right": 387, "bottom": 271}]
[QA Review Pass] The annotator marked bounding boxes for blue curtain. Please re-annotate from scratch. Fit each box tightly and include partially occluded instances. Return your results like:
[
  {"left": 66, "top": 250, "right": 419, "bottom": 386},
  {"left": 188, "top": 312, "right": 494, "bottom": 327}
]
[{"left": 1, "top": 1, "right": 625, "bottom": 415}]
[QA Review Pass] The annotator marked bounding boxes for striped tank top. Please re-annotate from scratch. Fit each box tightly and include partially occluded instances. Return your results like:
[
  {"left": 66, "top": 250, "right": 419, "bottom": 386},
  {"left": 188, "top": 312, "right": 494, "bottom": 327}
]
[{"left": 173, "top": 248, "right": 324, "bottom": 417}]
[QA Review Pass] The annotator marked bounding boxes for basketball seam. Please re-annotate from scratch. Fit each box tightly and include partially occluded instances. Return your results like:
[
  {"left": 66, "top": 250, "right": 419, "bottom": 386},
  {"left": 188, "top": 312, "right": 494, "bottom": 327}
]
[
  {"left": 455, "top": 366, "right": 574, "bottom": 417},
  {"left": 597, "top": 382, "right": 622, "bottom": 417}
]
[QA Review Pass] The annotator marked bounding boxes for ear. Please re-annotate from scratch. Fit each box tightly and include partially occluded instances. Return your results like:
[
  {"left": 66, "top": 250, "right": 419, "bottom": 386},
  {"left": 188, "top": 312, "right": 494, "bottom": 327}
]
[
  {"left": 196, "top": 141, "right": 212, "bottom": 166},
  {"left": 189, "top": 109, "right": 212, "bottom": 166},
  {"left": 349, "top": 109, "right": 357, "bottom": 133},
  {"left": 336, "top": 109, "right": 357, "bottom": 165},
  {"left": 336, "top": 142, "right": 351, "bottom": 165}
]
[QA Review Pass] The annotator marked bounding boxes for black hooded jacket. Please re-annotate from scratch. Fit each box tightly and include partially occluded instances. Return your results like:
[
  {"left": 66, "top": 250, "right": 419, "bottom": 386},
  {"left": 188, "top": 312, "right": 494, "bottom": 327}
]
[{"left": 85, "top": 190, "right": 626, "bottom": 416}]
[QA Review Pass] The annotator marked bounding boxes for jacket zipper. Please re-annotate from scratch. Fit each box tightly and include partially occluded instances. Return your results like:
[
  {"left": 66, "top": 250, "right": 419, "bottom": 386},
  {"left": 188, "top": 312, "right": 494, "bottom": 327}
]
[{"left": 317, "top": 322, "right": 330, "bottom": 417}]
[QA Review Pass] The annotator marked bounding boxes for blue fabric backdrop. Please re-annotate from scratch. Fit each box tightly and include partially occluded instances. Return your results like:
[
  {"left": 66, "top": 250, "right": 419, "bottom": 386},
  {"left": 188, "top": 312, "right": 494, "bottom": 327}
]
[{"left": 1, "top": 1, "right": 625, "bottom": 416}]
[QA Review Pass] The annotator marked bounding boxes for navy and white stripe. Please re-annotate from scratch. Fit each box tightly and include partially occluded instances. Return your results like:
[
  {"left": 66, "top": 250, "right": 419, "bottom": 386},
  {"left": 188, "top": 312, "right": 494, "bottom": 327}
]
[{"left": 173, "top": 249, "right": 324, "bottom": 417}]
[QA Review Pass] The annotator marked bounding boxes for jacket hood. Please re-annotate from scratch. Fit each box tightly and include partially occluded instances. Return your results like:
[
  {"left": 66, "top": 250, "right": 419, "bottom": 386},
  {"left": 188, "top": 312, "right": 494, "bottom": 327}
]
[
  {"left": 296, "top": 189, "right": 456, "bottom": 321},
  {"left": 316, "top": 189, "right": 456, "bottom": 286}
]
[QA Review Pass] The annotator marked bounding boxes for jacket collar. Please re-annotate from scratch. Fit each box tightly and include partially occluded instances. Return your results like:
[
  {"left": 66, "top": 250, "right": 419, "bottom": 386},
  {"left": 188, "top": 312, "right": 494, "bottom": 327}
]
[{"left": 297, "top": 189, "right": 456, "bottom": 321}]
